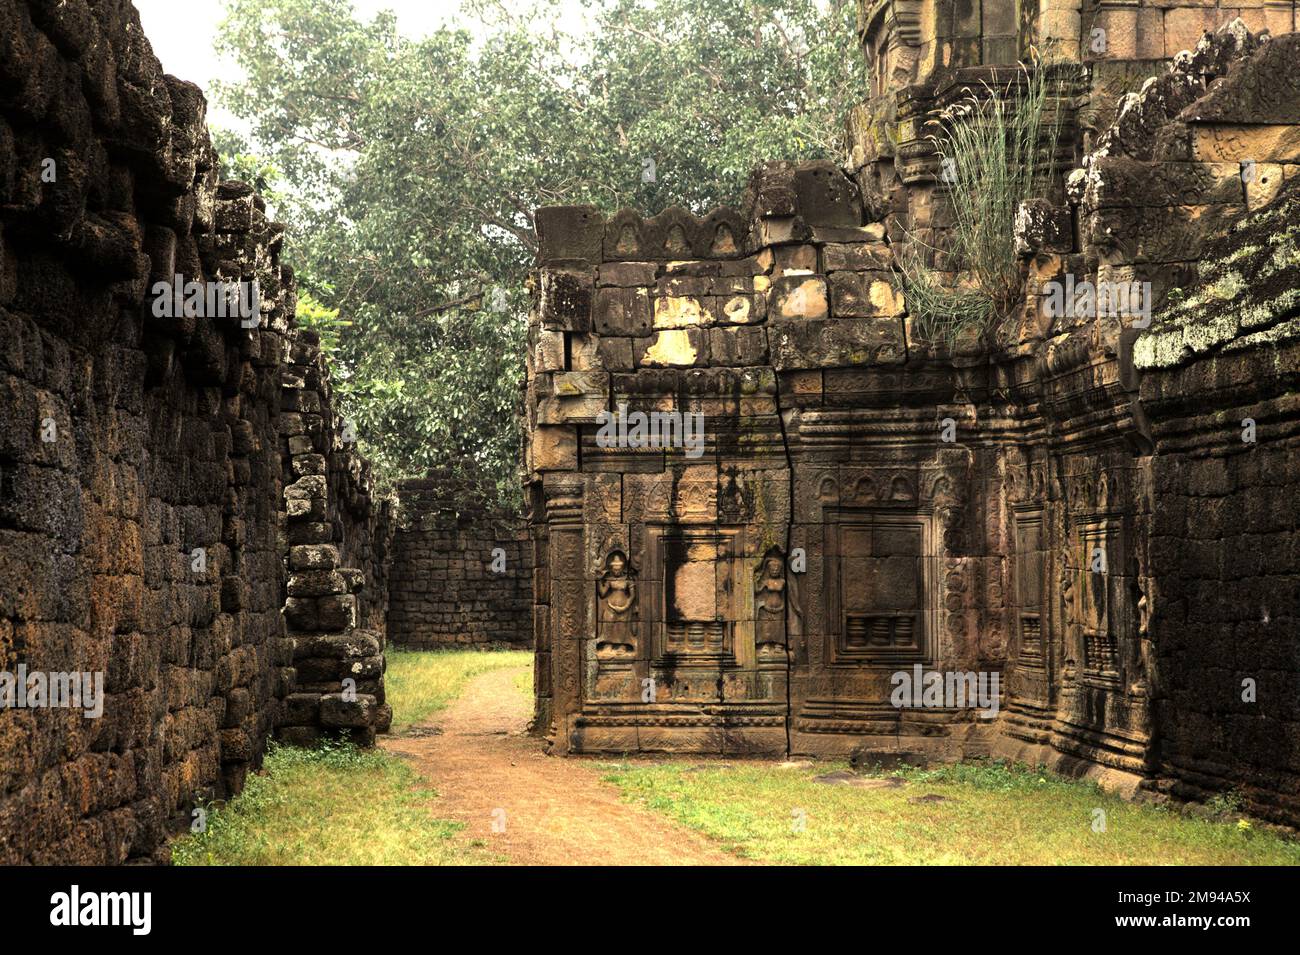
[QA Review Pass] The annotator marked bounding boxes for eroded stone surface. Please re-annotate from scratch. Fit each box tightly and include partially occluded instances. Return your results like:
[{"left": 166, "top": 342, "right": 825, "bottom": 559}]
[
  {"left": 525, "top": 14, "right": 1300, "bottom": 830},
  {"left": 0, "top": 0, "right": 389, "bottom": 864}
]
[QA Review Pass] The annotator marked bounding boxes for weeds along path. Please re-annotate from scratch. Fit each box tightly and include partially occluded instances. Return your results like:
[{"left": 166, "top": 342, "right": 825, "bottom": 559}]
[{"left": 381, "top": 665, "right": 746, "bottom": 865}]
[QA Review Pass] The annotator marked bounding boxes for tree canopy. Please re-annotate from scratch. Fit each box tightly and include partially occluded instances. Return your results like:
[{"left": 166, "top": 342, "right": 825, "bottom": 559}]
[{"left": 213, "top": 0, "right": 866, "bottom": 505}]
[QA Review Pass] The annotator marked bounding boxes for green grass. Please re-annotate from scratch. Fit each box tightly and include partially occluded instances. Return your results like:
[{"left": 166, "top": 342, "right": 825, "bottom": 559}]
[
  {"left": 176, "top": 650, "right": 1294, "bottom": 866},
  {"left": 385, "top": 647, "right": 532, "bottom": 732},
  {"left": 173, "top": 648, "right": 531, "bottom": 865},
  {"left": 602, "top": 759, "right": 1300, "bottom": 866},
  {"left": 172, "top": 739, "right": 501, "bottom": 865}
]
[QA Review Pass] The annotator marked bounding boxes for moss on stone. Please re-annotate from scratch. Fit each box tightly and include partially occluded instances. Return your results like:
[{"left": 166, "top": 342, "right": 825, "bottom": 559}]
[{"left": 1136, "top": 175, "right": 1300, "bottom": 369}]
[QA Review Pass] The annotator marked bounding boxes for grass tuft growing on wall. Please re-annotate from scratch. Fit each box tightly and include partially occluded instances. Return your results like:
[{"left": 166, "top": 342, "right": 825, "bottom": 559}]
[{"left": 897, "top": 58, "right": 1068, "bottom": 348}]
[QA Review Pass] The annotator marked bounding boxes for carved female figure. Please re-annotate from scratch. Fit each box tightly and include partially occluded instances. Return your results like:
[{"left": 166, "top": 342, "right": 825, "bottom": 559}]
[
  {"left": 1060, "top": 568, "right": 1078, "bottom": 681},
  {"left": 754, "top": 550, "right": 788, "bottom": 660},
  {"left": 597, "top": 550, "right": 637, "bottom": 658}
]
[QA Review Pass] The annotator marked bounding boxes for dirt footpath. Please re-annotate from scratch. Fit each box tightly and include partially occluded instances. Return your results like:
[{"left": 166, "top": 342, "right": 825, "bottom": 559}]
[{"left": 382, "top": 665, "right": 746, "bottom": 865}]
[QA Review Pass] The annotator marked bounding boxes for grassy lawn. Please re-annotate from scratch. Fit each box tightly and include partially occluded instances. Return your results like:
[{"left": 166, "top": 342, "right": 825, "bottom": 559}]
[
  {"left": 602, "top": 760, "right": 1300, "bottom": 866},
  {"left": 385, "top": 647, "right": 532, "bottom": 732},
  {"left": 172, "top": 740, "right": 501, "bottom": 865},
  {"left": 174, "top": 646, "right": 1300, "bottom": 867},
  {"left": 173, "top": 648, "right": 529, "bottom": 866}
]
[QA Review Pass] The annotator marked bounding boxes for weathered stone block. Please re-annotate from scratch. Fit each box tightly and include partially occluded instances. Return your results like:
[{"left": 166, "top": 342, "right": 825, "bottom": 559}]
[
  {"left": 287, "top": 521, "right": 333, "bottom": 544},
  {"left": 536, "top": 205, "right": 604, "bottom": 263},
  {"left": 598, "top": 261, "right": 656, "bottom": 286},
  {"left": 773, "top": 244, "right": 817, "bottom": 275},
  {"left": 316, "top": 593, "right": 356, "bottom": 630},
  {"left": 319, "top": 693, "right": 379, "bottom": 728},
  {"left": 533, "top": 329, "right": 566, "bottom": 372},
  {"left": 539, "top": 268, "right": 594, "bottom": 331},
  {"left": 293, "top": 630, "right": 382, "bottom": 661},
  {"left": 793, "top": 161, "right": 862, "bottom": 228},
  {"left": 596, "top": 337, "right": 635, "bottom": 370},
  {"left": 532, "top": 425, "right": 579, "bottom": 471},
  {"left": 1245, "top": 162, "right": 1284, "bottom": 210},
  {"left": 771, "top": 275, "right": 829, "bottom": 320},
  {"left": 707, "top": 326, "right": 768, "bottom": 366},
  {"left": 768, "top": 317, "right": 905, "bottom": 370},
  {"left": 1014, "top": 199, "right": 1073, "bottom": 255},
  {"left": 288, "top": 544, "right": 339, "bottom": 571},
  {"left": 753, "top": 216, "right": 811, "bottom": 247},
  {"left": 594, "top": 286, "right": 652, "bottom": 336},
  {"left": 634, "top": 328, "right": 707, "bottom": 367},
  {"left": 653, "top": 294, "right": 710, "bottom": 329},
  {"left": 288, "top": 569, "right": 348, "bottom": 597},
  {"left": 282, "top": 693, "right": 321, "bottom": 725},
  {"left": 1193, "top": 124, "right": 1300, "bottom": 163},
  {"left": 714, "top": 292, "right": 766, "bottom": 325},
  {"left": 1081, "top": 158, "right": 1242, "bottom": 210},
  {"left": 537, "top": 393, "right": 608, "bottom": 425},
  {"left": 823, "top": 241, "right": 892, "bottom": 271},
  {"left": 829, "top": 271, "right": 905, "bottom": 318}
]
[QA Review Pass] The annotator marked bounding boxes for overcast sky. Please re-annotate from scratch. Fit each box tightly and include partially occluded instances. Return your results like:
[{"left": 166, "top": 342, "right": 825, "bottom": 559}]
[{"left": 133, "top": 0, "right": 593, "bottom": 131}]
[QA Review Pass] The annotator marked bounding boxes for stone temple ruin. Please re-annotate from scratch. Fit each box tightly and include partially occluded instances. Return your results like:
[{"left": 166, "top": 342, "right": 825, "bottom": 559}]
[
  {"left": 524, "top": 1, "right": 1300, "bottom": 828},
  {"left": 0, "top": 0, "right": 1298, "bottom": 865}
]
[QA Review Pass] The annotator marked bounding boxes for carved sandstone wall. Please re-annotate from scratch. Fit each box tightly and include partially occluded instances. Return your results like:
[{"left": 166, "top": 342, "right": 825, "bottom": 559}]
[
  {"left": 1135, "top": 171, "right": 1300, "bottom": 822},
  {"left": 387, "top": 470, "right": 532, "bottom": 649},
  {"left": 855, "top": 0, "right": 1300, "bottom": 86},
  {"left": 0, "top": 0, "right": 387, "bottom": 863},
  {"left": 526, "top": 21, "right": 1300, "bottom": 825},
  {"left": 849, "top": 2, "right": 1300, "bottom": 266}
]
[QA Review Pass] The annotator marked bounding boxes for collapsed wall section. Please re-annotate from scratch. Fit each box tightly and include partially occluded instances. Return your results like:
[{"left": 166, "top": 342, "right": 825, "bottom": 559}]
[{"left": 278, "top": 328, "right": 393, "bottom": 746}]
